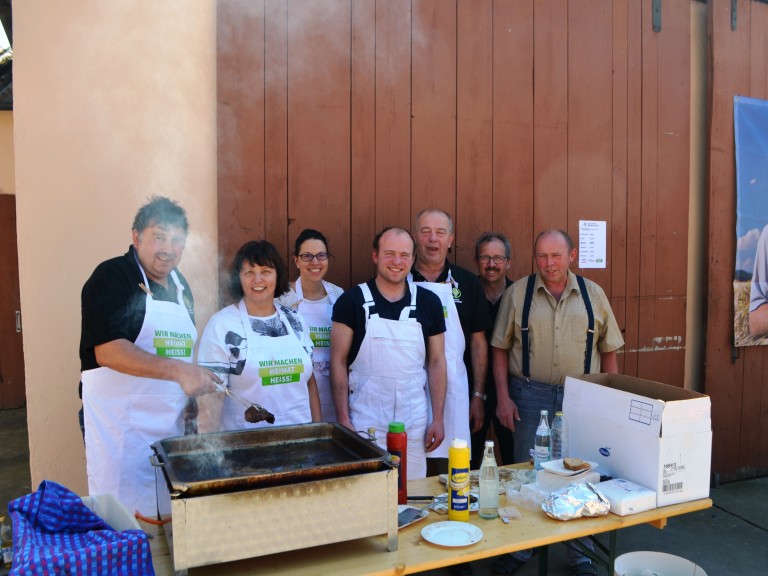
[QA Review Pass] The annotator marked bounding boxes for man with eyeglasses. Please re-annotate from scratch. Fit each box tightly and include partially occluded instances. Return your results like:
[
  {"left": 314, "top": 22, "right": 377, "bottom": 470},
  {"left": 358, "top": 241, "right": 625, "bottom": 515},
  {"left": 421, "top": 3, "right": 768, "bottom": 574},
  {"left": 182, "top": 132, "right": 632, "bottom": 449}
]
[
  {"left": 472, "top": 232, "right": 515, "bottom": 467},
  {"left": 410, "top": 209, "right": 493, "bottom": 478}
]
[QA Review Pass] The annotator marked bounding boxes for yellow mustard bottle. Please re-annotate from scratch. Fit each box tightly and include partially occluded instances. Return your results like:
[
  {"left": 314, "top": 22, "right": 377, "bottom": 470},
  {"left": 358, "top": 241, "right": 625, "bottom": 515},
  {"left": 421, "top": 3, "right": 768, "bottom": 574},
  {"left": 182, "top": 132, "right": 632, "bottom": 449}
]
[{"left": 448, "top": 438, "right": 470, "bottom": 521}]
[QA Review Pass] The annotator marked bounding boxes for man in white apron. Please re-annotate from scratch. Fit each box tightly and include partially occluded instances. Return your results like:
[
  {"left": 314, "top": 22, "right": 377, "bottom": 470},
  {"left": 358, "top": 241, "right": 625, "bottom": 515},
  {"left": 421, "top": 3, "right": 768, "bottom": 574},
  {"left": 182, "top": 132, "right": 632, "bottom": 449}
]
[
  {"left": 411, "top": 209, "right": 493, "bottom": 477},
  {"left": 80, "top": 197, "right": 220, "bottom": 516},
  {"left": 330, "top": 227, "right": 447, "bottom": 480}
]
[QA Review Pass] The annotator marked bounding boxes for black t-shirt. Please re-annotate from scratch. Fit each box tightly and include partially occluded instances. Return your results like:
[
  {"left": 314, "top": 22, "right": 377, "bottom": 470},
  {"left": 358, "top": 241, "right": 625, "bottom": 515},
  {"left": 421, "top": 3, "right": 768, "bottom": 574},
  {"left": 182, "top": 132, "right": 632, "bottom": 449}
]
[
  {"left": 332, "top": 279, "right": 446, "bottom": 366},
  {"left": 411, "top": 262, "right": 493, "bottom": 369},
  {"left": 79, "top": 246, "right": 195, "bottom": 371}
]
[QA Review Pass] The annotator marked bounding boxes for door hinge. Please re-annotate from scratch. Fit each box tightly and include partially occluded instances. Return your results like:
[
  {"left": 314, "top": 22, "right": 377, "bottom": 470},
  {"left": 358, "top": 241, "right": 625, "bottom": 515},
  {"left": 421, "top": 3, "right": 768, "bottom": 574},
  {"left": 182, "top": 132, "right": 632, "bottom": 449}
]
[{"left": 15, "top": 310, "right": 21, "bottom": 333}]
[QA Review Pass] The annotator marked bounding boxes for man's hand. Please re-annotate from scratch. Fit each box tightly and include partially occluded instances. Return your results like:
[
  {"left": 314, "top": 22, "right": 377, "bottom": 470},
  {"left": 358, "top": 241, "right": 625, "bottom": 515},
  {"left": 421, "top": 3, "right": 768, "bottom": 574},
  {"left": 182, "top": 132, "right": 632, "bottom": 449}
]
[
  {"left": 496, "top": 395, "right": 520, "bottom": 432},
  {"left": 95, "top": 339, "right": 221, "bottom": 396},
  {"left": 424, "top": 419, "right": 445, "bottom": 453},
  {"left": 469, "top": 396, "right": 485, "bottom": 433},
  {"left": 176, "top": 363, "right": 223, "bottom": 397}
]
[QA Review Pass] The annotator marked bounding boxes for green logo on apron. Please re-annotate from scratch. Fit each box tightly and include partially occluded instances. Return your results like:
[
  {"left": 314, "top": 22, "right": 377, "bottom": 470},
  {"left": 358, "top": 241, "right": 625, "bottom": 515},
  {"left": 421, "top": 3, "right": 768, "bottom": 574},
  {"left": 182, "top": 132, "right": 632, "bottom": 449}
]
[
  {"left": 257, "top": 360, "right": 305, "bottom": 386},
  {"left": 153, "top": 337, "right": 194, "bottom": 358},
  {"left": 310, "top": 327, "right": 331, "bottom": 348}
]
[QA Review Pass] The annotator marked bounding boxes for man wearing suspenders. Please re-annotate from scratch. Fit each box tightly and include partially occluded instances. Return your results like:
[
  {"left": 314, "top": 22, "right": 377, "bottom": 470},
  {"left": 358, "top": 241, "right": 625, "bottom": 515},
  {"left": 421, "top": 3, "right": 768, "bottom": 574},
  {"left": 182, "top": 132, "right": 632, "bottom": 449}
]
[{"left": 490, "top": 229, "right": 624, "bottom": 576}]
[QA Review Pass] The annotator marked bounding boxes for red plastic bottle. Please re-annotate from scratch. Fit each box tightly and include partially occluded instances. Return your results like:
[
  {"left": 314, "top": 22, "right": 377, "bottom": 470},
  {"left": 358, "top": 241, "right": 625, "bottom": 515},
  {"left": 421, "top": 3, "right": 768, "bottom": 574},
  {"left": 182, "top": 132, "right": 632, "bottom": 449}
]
[{"left": 387, "top": 421, "right": 408, "bottom": 504}]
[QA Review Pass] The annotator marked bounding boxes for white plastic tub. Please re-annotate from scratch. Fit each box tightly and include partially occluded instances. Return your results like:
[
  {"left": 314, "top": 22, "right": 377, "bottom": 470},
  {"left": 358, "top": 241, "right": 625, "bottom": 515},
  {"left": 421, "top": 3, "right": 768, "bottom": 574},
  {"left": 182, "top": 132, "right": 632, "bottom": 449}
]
[{"left": 614, "top": 551, "right": 708, "bottom": 576}]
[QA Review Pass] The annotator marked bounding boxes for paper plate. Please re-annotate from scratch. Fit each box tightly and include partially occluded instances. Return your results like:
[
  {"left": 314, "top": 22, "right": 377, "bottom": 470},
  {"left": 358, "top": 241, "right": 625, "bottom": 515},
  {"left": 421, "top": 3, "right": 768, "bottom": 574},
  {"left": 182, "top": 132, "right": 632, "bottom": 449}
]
[
  {"left": 421, "top": 521, "right": 483, "bottom": 547},
  {"left": 540, "top": 459, "right": 598, "bottom": 477}
]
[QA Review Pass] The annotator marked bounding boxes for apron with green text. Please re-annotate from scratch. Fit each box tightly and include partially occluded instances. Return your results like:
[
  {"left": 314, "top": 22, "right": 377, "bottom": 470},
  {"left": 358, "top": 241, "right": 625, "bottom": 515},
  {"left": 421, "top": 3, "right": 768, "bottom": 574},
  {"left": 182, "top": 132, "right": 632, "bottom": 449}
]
[
  {"left": 219, "top": 300, "right": 313, "bottom": 430},
  {"left": 82, "top": 267, "right": 195, "bottom": 516}
]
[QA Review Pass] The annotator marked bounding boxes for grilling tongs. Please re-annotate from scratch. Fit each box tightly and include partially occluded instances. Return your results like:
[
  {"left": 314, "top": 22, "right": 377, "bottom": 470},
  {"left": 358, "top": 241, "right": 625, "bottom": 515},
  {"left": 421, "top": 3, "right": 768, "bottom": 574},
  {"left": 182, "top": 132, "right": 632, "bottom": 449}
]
[{"left": 213, "top": 382, "right": 276, "bottom": 424}]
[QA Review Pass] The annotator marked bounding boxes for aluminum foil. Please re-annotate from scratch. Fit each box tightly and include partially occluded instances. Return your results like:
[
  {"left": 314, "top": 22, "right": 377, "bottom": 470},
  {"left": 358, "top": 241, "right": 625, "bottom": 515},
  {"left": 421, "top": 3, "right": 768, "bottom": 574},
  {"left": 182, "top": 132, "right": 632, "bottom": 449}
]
[{"left": 542, "top": 482, "right": 610, "bottom": 520}]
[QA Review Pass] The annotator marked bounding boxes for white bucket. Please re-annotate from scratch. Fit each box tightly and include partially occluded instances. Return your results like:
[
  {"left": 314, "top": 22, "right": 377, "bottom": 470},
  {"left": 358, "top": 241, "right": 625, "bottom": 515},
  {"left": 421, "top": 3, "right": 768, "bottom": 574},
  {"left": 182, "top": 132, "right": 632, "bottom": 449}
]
[{"left": 614, "top": 551, "right": 708, "bottom": 576}]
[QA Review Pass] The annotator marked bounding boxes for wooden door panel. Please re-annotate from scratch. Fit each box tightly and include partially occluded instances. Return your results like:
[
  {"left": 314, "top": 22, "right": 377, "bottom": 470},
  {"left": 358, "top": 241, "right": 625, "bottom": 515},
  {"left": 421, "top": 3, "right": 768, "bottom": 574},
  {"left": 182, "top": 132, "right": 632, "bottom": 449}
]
[{"left": 0, "top": 194, "right": 25, "bottom": 408}]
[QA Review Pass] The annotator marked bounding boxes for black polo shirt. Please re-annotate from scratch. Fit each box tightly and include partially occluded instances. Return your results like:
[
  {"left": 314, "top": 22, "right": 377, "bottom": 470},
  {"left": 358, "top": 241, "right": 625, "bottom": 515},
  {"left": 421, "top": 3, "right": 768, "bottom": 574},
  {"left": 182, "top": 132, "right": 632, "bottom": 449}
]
[{"left": 79, "top": 246, "right": 194, "bottom": 371}]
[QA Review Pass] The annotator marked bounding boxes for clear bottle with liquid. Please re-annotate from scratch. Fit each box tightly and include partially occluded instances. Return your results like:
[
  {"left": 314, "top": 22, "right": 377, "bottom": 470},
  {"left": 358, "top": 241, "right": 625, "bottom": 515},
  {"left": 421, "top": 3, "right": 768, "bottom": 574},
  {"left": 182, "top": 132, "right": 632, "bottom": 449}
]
[
  {"left": 550, "top": 411, "right": 569, "bottom": 460},
  {"left": 533, "top": 409, "right": 551, "bottom": 469},
  {"left": 478, "top": 440, "right": 499, "bottom": 519}
]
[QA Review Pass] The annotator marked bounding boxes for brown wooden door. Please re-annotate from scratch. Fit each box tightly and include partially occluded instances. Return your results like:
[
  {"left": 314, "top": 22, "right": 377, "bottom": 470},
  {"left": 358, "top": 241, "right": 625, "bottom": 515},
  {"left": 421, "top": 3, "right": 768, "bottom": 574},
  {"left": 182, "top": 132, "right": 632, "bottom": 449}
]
[{"left": 0, "top": 194, "right": 25, "bottom": 408}]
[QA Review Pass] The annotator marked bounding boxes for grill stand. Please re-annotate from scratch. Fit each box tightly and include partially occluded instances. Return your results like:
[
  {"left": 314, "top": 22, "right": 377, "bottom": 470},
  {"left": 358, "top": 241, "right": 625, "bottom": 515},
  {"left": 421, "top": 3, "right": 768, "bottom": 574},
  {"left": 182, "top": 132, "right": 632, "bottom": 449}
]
[{"left": 161, "top": 468, "right": 398, "bottom": 575}]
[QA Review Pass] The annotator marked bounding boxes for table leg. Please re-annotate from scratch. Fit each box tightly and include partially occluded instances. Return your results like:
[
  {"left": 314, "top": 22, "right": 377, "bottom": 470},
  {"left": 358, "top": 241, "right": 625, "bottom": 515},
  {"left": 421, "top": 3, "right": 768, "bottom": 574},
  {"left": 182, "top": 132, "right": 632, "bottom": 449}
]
[{"left": 537, "top": 546, "right": 549, "bottom": 576}]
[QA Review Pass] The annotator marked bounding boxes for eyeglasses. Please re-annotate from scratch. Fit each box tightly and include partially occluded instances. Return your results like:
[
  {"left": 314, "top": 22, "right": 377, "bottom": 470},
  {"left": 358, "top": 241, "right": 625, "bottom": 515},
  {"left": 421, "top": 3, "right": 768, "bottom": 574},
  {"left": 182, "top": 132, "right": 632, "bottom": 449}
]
[
  {"left": 298, "top": 252, "right": 329, "bottom": 262},
  {"left": 477, "top": 255, "right": 507, "bottom": 264}
]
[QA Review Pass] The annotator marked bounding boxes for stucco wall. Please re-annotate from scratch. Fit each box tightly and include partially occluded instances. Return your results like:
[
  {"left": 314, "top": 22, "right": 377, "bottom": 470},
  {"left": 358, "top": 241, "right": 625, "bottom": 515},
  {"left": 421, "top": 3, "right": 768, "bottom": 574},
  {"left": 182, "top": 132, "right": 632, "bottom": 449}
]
[
  {"left": 0, "top": 111, "right": 13, "bottom": 195},
  {"left": 13, "top": 2, "right": 218, "bottom": 493}
]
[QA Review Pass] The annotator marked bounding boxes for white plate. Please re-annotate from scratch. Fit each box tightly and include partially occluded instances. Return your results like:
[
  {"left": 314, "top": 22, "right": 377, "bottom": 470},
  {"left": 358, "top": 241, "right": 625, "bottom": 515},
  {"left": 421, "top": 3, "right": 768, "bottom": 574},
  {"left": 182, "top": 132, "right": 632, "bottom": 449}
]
[
  {"left": 540, "top": 459, "right": 598, "bottom": 477},
  {"left": 421, "top": 521, "right": 483, "bottom": 547}
]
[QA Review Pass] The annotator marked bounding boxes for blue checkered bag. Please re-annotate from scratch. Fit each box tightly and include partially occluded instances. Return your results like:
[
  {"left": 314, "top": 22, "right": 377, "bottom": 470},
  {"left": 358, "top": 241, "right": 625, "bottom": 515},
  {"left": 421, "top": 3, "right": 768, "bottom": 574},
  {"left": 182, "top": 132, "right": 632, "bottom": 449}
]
[{"left": 8, "top": 480, "right": 154, "bottom": 576}]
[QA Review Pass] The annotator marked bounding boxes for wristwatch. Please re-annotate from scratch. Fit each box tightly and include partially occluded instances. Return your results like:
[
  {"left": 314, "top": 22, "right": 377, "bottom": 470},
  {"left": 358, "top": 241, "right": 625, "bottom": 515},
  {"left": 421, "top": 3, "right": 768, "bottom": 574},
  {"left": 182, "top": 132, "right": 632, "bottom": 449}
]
[{"left": 472, "top": 390, "right": 487, "bottom": 401}]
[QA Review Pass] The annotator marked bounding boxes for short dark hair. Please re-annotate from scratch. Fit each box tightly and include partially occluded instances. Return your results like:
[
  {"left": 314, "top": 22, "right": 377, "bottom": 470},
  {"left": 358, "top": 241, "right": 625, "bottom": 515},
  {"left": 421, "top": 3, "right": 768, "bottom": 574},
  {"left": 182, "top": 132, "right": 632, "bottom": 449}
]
[
  {"left": 372, "top": 227, "right": 414, "bottom": 252},
  {"left": 132, "top": 196, "right": 188, "bottom": 234},
  {"left": 294, "top": 228, "right": 330, "bottom": 256},
  {"left": 229, "top": 240, "right": 290, "bottom": 299},
  {"left": 534, "top": 229, "right": 574, "bottom": 252},
  {"left": 475, "top": 231, "right": 512, "bottom": 260}
]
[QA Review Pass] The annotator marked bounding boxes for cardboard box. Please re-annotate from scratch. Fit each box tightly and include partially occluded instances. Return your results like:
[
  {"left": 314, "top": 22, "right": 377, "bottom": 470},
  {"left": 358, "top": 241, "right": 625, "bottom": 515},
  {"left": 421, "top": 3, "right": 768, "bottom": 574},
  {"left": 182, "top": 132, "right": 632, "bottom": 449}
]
[
  {"left": 563, "top": 374, "right": 711, "bottom": 507},
  {"left": 596, "top": 478, "right": 656, "bottom": 516}
]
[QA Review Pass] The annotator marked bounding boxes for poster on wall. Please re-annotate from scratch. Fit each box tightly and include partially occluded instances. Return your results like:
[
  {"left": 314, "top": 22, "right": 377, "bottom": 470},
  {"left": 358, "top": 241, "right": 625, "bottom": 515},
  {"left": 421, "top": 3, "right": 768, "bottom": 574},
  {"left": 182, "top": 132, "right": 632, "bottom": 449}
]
[
  {"left": 734, "top": 95, "right": 768, "bottom": 347},
  {"left": 578, "top": 220, "right": 607, "bottom": 269}
]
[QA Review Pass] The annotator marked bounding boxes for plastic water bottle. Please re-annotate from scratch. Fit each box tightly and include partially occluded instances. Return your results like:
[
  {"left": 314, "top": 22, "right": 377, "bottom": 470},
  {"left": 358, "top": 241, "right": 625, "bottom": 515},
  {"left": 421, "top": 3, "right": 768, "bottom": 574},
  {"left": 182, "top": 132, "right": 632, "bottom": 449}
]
[
  {"left": 1, "top": 514, "right": 12, "bottom": 568},
  {"left": 478, "top": 440, "right": 499, "bottom": 519},
  {"left": 533, "top": 410, "right": 550, "bottom": 469},
  {"left": 551, "top": 411, "right": 569, "bottom": 460}
]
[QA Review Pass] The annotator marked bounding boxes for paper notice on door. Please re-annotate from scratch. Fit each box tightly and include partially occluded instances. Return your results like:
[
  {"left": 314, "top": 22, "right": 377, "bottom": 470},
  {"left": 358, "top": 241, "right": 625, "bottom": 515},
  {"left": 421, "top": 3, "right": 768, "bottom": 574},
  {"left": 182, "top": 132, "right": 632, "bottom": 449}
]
[{"left": 578, "top": 220, "right": 607, "bottom": 269}]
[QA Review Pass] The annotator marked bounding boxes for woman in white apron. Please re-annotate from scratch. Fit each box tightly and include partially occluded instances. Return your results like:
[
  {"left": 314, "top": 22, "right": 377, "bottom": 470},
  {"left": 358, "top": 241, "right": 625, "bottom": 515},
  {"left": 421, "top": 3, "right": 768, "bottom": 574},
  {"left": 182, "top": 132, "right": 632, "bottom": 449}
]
[
  {"left": 197, "top": 240, "right": 322, "bottom": 432},
  {"left": 82, "top": 263, "right": 196, "bottom": 516},
  {"left": 278, "top": 229, "right": 344, "bottom": 422}
]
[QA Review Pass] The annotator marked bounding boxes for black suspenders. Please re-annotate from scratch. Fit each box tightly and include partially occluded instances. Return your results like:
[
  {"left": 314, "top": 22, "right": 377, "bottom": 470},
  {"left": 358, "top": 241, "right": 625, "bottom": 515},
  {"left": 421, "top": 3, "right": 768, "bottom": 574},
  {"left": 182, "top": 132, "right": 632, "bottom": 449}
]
[{"left": 521, "top": 274, "right": 595, "bottom": 379}]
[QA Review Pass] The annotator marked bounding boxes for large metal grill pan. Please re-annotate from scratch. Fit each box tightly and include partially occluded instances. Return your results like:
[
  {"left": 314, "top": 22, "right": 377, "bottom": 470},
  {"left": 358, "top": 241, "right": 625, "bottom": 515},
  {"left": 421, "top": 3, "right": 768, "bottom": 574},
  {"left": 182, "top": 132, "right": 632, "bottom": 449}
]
[{"left": 151, "top": 422, "right": 392, "bottom": 497}]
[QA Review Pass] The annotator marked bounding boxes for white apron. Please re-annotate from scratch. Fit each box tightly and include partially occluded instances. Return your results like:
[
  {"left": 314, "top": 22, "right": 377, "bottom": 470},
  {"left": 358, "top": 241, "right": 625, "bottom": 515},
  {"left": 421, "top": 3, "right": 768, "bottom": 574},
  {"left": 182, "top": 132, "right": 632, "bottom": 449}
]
[
  {"left": 220, "top": 300, "right": 314, "bottom": 430},
  {"left": 348, "top": 282, "right": 429, "bottom": 479},
  {"left": 294, "top": 278, "right": 337, "bottom": 422},
  {"left": 82, "top": 267, "right": 195, "bottom": 516},
  {"left": 410, "top": 270, "right": 470, "bottom": 459}
]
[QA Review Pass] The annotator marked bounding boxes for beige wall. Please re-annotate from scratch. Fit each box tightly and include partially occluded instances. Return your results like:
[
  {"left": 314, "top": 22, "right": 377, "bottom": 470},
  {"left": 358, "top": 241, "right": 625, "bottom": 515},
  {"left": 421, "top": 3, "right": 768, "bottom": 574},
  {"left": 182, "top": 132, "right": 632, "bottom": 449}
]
[
  {"left": 13, "top": 2, "right": 218, "bottom": 493},
  {"left": 0, "top": 111, "right": 13, "bottom": 195}
]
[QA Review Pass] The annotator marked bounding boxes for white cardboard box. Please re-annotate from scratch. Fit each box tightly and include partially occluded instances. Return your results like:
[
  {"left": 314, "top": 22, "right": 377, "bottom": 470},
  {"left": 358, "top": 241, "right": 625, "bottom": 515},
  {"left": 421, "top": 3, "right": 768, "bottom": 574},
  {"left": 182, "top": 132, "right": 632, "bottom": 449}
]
[
  {"left": 563, "top": 373, "right": 712, "bottom": 507},
  {"left": 596, "top": 478, "right": 656, "bottom": 516}
]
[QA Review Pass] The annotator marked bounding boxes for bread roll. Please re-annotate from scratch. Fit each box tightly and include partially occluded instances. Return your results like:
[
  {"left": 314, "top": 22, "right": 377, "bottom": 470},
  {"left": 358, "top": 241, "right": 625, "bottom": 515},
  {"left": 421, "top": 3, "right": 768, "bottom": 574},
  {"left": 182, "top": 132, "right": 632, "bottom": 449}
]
[{"left": 563, "top": 457, "right": 590, "bottom": 471}]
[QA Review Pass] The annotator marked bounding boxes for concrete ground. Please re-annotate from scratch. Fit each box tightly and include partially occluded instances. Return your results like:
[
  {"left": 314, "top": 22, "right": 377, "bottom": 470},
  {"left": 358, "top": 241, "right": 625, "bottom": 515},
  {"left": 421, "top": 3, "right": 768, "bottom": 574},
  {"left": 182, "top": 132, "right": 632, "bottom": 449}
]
[{"left": 2, "top": 407, "right": 767, "bottom": 574}]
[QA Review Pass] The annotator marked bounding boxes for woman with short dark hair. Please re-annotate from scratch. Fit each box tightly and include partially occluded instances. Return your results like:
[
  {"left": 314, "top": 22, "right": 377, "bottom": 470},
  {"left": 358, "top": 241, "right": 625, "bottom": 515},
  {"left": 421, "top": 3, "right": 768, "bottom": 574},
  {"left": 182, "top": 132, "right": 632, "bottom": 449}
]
[{"left": 197, "top": 240, "right": 321, "bottom": 431}]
